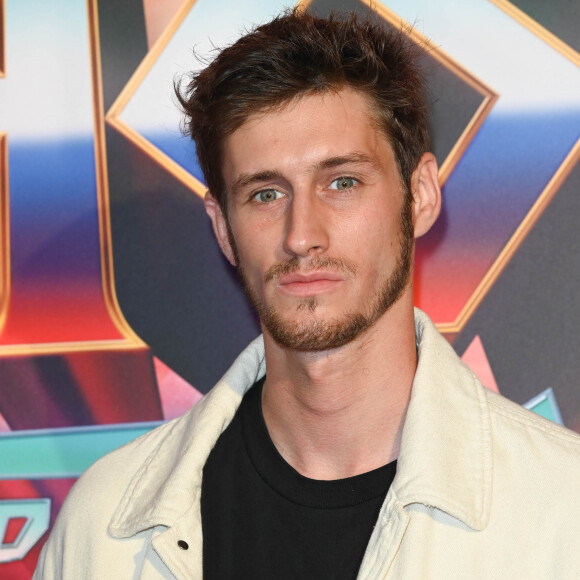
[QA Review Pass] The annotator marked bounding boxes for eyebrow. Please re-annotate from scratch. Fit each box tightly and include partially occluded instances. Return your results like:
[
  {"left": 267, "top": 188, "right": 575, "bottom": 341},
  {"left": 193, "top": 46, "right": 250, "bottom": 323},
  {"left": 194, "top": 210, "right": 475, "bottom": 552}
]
[
  {"left": 314, "top": 152, "right": 382, "bottom": 172},
  {"left": 230, "top": 152, "right": 382, "bottom": 197},
  {"left": 231, "top": 170, "right": 283, "bottom": 197}
]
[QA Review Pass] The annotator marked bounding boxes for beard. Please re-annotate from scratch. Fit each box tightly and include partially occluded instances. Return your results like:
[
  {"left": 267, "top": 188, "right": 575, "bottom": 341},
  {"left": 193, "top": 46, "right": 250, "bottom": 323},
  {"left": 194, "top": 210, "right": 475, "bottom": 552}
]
[{"left": 231, "top": 196, "right": 414, "bottom": 352}]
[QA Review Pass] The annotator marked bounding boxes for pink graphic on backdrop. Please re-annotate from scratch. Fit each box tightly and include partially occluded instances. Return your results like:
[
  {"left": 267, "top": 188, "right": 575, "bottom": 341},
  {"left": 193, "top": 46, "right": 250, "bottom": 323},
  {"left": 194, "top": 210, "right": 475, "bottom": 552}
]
[
  {"left": 154, "top": 357, "right": 203, "bottom": 420},
  {"left": 0, "top": 412, "right": 9, "bottom": 433},
  {"left": 461, "top": 335, "right": 500, "bottom": 393}
]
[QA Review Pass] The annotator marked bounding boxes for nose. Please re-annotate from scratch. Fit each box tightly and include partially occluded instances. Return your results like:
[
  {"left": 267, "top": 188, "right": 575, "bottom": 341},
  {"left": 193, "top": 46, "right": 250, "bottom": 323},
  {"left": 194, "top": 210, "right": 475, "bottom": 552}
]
[{"left": 282, "top": 189, "right": 330, "bottom": 257}]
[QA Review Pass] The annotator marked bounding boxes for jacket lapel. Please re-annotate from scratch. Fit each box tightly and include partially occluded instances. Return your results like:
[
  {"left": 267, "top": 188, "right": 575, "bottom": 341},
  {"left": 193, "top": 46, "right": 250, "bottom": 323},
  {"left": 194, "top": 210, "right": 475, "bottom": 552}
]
[
  {"left": 107, "top": 335, "right": 266, "bottom": 578},
  {"left": 358, "top": 309, "right": 493, "bottom": 578},
  {"left": 394, "top": 309, "right": 493, "bottom": 530}
]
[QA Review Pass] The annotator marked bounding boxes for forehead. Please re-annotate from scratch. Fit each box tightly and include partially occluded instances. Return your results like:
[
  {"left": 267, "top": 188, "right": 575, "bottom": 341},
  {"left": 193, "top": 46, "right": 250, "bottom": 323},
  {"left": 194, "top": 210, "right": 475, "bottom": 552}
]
[{"left": 221, "top": 88, "right": 395, "bottom": 185}]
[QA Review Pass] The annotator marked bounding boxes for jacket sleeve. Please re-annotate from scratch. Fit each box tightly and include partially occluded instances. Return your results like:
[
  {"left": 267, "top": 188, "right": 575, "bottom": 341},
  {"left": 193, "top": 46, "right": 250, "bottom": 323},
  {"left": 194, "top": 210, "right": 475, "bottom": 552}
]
[
  {"left": 30, "top": 446, "right": 137, "bottom": 578},
  {"left": 32, "top": 529, "right": 62, "bottom": 579}
]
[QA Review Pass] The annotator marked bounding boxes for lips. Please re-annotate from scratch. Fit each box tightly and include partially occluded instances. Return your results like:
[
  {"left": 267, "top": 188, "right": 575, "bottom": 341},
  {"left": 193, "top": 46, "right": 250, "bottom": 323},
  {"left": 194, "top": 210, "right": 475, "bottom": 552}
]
[
  {"left": 278, "top": 271, "right": 345, "bottom": 285},
  {"left": 277, "top": 271, "right": 346, "bottom": 297}
]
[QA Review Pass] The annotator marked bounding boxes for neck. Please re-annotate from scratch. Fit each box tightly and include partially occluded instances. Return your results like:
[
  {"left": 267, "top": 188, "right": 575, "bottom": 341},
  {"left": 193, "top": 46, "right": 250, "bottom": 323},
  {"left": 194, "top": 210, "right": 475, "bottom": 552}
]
[{"left": 261, "top": 296, "right": 417, "bottom": 480}]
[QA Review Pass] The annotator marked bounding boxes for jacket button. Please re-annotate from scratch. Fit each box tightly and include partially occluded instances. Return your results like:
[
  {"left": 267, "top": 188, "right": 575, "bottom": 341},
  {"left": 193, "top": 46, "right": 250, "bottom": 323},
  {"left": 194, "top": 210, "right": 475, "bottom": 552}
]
[{"left": 177, "top": 540, "right": 189, "bottom": 550}]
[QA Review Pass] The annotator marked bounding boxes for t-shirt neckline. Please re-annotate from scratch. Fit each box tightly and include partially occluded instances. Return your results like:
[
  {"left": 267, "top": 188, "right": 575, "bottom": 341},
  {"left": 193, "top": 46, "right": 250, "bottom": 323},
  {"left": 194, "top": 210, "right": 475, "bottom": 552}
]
[{"left": 240, "top": 377, "right": 397, "bottom": 509}]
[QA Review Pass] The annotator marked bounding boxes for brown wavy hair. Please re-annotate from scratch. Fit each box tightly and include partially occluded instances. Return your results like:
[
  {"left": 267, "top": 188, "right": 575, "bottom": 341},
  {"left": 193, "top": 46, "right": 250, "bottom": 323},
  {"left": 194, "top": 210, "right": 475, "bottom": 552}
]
[{"left": 175, "top": 8, "right": 429, "bottom": 214}]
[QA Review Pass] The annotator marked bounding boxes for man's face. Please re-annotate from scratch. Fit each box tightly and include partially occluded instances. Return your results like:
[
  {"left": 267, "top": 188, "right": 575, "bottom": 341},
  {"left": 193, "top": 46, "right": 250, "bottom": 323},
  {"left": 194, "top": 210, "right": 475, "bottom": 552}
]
[{"left": 216, "top": 88, "right": 415, "bottom": 351}]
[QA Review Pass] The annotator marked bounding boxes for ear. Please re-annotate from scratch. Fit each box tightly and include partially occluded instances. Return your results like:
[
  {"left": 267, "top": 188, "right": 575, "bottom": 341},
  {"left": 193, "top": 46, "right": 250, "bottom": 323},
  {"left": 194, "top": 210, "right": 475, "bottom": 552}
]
[
  {"left": 204, "top": 192, "right": 236, "bottom": 266},
  {"left": 410, "top": 152, "right": 441, "bottom": 238}
]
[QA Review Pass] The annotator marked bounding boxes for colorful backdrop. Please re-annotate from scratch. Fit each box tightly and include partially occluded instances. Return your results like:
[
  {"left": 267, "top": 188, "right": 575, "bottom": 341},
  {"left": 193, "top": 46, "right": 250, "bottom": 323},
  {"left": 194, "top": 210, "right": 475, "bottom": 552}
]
[{"left": 1, "top": 0, "right": 580, "bottom": 576}]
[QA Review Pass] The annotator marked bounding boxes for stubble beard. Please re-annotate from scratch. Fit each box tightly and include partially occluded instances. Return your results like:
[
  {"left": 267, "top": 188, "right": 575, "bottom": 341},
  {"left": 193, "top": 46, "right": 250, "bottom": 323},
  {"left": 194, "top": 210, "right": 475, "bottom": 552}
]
[{"left": 230, "top": 196, "right": 414, "bottom": 352}]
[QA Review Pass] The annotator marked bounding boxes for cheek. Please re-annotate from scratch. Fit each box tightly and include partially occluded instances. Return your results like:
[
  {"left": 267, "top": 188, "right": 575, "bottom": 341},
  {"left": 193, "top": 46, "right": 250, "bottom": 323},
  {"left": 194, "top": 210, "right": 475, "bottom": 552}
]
[
  {"left": 231, "top": 227, "right": 275, "bottom": 278},
  {"left": 233, "top": 211, "right": 289, "bottom": 265},
  {"left": 349, "top": 210, "right": 399, "bottom": 257},
  {"left": 359, "top": 220, "right": 402, "bottom": 285}
]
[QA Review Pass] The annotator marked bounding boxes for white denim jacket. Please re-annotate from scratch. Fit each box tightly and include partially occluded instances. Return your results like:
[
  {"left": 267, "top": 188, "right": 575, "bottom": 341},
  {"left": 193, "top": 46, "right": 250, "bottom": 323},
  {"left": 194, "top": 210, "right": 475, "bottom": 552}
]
[{"left": 34, "top": 309, "right": 580, "bottom": 579}]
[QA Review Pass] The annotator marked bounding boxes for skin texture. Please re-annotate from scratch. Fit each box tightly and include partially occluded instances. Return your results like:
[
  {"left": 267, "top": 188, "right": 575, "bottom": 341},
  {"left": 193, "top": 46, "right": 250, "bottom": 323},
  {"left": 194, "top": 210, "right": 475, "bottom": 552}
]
[
  {"left": 206, "top": 88, "right": 441, "bottom": 479},
  {"left": 229, "top": 167, "right": 415, "bottom": 352}
]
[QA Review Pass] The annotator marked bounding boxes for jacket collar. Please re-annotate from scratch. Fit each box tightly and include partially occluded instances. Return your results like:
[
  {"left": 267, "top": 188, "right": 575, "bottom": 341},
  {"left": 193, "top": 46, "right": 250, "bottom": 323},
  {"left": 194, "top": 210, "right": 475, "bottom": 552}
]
[
  {"left": 108, "top": 308, "right": 492, "bottom": 543},
  {"left": 108, "top": 334, "right": 266, "bottom": 543},
  {"left": 393, "top": 309, "right": 493, "bottom": 530}
]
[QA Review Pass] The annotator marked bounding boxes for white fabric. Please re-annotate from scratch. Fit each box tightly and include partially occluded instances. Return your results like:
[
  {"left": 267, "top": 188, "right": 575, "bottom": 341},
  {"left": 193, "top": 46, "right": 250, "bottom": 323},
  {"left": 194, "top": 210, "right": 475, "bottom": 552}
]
[{"left": 34, "top": 309, "right": 580, "bottom": 579}]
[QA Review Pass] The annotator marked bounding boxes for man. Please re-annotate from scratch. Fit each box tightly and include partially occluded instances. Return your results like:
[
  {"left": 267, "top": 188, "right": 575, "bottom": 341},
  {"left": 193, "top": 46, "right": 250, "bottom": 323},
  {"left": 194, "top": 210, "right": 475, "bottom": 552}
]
[{"left": 35, "top": 9, "right": 580, "bottom": 579}]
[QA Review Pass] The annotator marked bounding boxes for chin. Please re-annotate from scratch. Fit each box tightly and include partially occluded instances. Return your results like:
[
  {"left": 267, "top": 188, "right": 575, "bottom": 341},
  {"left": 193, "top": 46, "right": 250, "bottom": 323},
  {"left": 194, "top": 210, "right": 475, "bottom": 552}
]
[{"left": 262, "top": 308, "right": 373, "bottom": 352}]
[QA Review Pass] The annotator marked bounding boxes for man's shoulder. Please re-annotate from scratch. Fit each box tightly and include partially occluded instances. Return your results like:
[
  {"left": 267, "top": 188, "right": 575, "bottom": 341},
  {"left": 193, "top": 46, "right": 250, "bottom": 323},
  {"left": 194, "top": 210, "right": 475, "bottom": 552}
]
[
  {"left": 485, "top": 388, "right": 580, "bottom": 476},
  {"left": 33, "top": 415, "right": 184, "bottom": 578},
  {"left": 59, "top": 412, "right": 184, "bottom": 526},
  {"left": 486, "top": 387, "right": 580, "bottom": 445}
]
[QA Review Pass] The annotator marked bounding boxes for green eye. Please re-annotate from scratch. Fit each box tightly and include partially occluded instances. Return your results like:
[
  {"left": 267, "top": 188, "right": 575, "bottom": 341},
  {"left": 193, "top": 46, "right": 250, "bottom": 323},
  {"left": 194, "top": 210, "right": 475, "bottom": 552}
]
[
  {"left": 330, "top": 177, "right": 357, "bottom": 190},
  {"left": 255, "top": 189, "right": 283, "bottom": 203}
]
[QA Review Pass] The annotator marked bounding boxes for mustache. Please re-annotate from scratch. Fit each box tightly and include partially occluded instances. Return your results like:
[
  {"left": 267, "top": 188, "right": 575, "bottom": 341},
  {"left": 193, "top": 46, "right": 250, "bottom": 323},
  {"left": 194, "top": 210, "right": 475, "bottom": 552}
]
[{"left": 264, "top": 256, "right": 358, "bottom": 283}]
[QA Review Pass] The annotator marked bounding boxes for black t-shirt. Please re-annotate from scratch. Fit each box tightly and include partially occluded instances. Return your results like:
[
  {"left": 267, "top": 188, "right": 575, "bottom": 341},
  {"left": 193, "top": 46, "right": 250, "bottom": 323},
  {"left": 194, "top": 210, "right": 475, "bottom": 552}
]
[{"left": 201, "top": 378, "right": 397, "bottom": 579}]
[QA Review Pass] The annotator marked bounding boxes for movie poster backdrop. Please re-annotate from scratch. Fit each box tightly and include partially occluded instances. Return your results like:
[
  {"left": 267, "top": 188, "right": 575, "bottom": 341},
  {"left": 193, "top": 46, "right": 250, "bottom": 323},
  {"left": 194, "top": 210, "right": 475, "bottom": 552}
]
[{"left": 1, "top": 0, "right": 580, "bottom": 576}]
